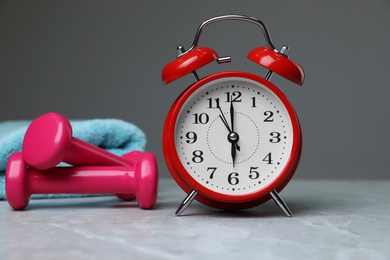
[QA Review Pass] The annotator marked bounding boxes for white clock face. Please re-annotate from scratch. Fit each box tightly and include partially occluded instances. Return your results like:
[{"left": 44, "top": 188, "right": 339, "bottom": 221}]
[{"left": 174, "top": 76, "right": 294, "bottom": 196}]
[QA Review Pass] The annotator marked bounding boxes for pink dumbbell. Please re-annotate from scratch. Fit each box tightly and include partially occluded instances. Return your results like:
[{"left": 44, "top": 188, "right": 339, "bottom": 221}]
[
  {"left": 6, "top": 152, "right": 158, "bottom": 210},
  {"left": 22, "top": 112, "right": 134, "bottom": 170}
]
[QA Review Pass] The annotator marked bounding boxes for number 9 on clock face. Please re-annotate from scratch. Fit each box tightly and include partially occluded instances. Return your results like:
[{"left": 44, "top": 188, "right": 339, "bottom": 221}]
[{"left": 163, "top": 71, "right": 301, "bottom": 210}]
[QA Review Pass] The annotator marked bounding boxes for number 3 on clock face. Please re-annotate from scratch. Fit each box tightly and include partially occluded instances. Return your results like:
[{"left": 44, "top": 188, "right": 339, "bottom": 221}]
[{"left": 163, "top": 71, "right": 302, "bottom": 211}]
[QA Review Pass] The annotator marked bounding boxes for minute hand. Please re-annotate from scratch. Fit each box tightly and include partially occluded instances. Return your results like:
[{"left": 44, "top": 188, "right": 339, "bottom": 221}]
[
  {"left": 229, "top": 101, "right": 240, "bottom": 152},
  {"left": 230, "top": 101, "right": 235, "bottom": 133}
]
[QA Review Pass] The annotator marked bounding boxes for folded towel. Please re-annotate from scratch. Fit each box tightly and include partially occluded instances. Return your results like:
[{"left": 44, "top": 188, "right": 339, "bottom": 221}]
[{"left": 0, "top": 118, "right": 146, "bottom": 200}]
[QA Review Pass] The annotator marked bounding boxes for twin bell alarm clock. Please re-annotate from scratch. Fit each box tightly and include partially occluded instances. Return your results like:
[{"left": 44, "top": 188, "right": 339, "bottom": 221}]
[{"left": 161, "top": 15, "right": 305, "bottom": 216}]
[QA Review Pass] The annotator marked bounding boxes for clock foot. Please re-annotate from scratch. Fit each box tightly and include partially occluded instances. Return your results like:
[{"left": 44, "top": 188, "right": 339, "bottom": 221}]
[
  {"left": 270, "top": 190, "right": 292, "bottom": 217},
  {"left": 175, "top": 190, "right": 198, "bottom": 216}
]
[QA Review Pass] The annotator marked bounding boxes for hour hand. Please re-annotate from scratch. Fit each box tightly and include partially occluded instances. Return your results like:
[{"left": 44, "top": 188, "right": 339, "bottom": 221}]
[
  {"left": 228, "top": 132, "right": 240, "bottom": 166},
  {"left": 231, "top": 142, "right": 236, "bottom": 167}
]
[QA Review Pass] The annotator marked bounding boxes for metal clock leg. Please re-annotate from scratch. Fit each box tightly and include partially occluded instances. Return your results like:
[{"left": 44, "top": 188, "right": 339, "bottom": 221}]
[
  {"left": 175, "top": 190, "right": 198, "bottom": 216},
  {"left": 270, "top": 190, "right": 292, "bottom": 217}
]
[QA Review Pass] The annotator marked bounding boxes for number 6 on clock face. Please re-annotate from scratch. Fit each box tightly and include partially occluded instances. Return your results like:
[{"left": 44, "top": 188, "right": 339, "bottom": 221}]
[{"left": 163, "top": 71, "right": 302, "bottom": 212}]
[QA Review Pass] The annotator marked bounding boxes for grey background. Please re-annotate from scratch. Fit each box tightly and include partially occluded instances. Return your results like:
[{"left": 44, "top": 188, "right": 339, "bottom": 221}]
[{"left": 1, "top": 0, "right": 389, "bottom": 179}]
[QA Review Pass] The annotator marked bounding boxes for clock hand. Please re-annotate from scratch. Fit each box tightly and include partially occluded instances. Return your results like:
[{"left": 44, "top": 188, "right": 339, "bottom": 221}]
[
  {"left": 219, "top": 115, "right": 231, "bottom": 132},
  {"left": 231, "top": 142, "right": 236, "bottom": 167},
  {"left": 228, "top": 132, "right": 239, "bottom": 167},
  {"left": 229, "top": 101, "right": 240, "bottom": 166},
  {"left": 218, "top": 106, "right": 232, "bottom": 132},
  {"left": 229, "top": 101, "right": 240, "bottom": 151},
  {"left": 218, "top": 103, "right": 240, "bottom": 167},
  {"left": 230, "top": 101, "right": 234, "bottom": 132}
]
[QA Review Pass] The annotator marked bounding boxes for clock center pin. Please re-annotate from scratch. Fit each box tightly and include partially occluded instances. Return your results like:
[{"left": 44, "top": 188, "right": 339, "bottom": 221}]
[{"left": 228, "top": 132, "right": 239, "bottom": 143}]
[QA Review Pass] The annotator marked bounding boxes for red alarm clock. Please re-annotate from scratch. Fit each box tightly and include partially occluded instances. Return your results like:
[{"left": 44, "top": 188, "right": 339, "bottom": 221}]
[{"left": 161, "top": 15, "right": 305, "bottom": 216}]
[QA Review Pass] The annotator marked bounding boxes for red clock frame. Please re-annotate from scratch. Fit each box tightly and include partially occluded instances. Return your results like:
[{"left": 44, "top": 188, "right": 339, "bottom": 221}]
[{"left": 163, "top": 71, "right": 302, "bottom": 210}]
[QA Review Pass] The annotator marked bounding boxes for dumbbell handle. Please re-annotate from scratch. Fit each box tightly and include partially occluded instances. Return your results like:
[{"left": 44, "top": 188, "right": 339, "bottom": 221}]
[
  {"left": 64, "top": 137, "right": 129, "bottom": 166},
  {"left": 28, "top": 166, "right": 138, "bottom": 195}
]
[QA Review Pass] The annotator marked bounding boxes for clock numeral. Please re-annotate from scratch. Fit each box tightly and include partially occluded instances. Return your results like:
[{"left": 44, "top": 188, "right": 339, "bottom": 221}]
[
  {"left": 270, "top": 132, "right": 281, "bottom": 143},
  {"left": 185, "top": 131, "right": 197, "bottom": 144},
  {"left": 192, "top": 150, "right": 204, "bottom": 163},
  {"left": 228, "top": 172, "right": 239, "bottom": 185},
  {"left": 193, "top": 113, "right": 209, "bottom": 124},
  {"left": 251, "top": 97, "right": 256, "bottom": 107},
  {"left": 207, "top": 167, "right": 217, "bottom": 179},
  {"left": 249, "top": 167, "right": 260, "bottom": 179},
  {"left": 207, "top": 98, "right": 220, "bottom": 109},
  {"left": 264, "top": 111, "right": 274, "bottom": 122},
  {"left": 263, "top": 153, "right": 273, "bottom": 164},
  {"left": 225, "top": 91, "right": 242, "bottom": 102}
]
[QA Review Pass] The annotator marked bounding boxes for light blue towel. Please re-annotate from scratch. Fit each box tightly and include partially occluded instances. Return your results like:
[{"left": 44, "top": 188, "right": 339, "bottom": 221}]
[{"left": 0, "top": 118, "right": 146, "bottom": 200}]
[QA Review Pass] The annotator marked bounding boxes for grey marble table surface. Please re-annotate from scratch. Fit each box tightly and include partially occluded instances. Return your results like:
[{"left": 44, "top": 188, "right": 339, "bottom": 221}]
[{"left": 0, "top": 178, "right": 389, "bottom": 260}]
